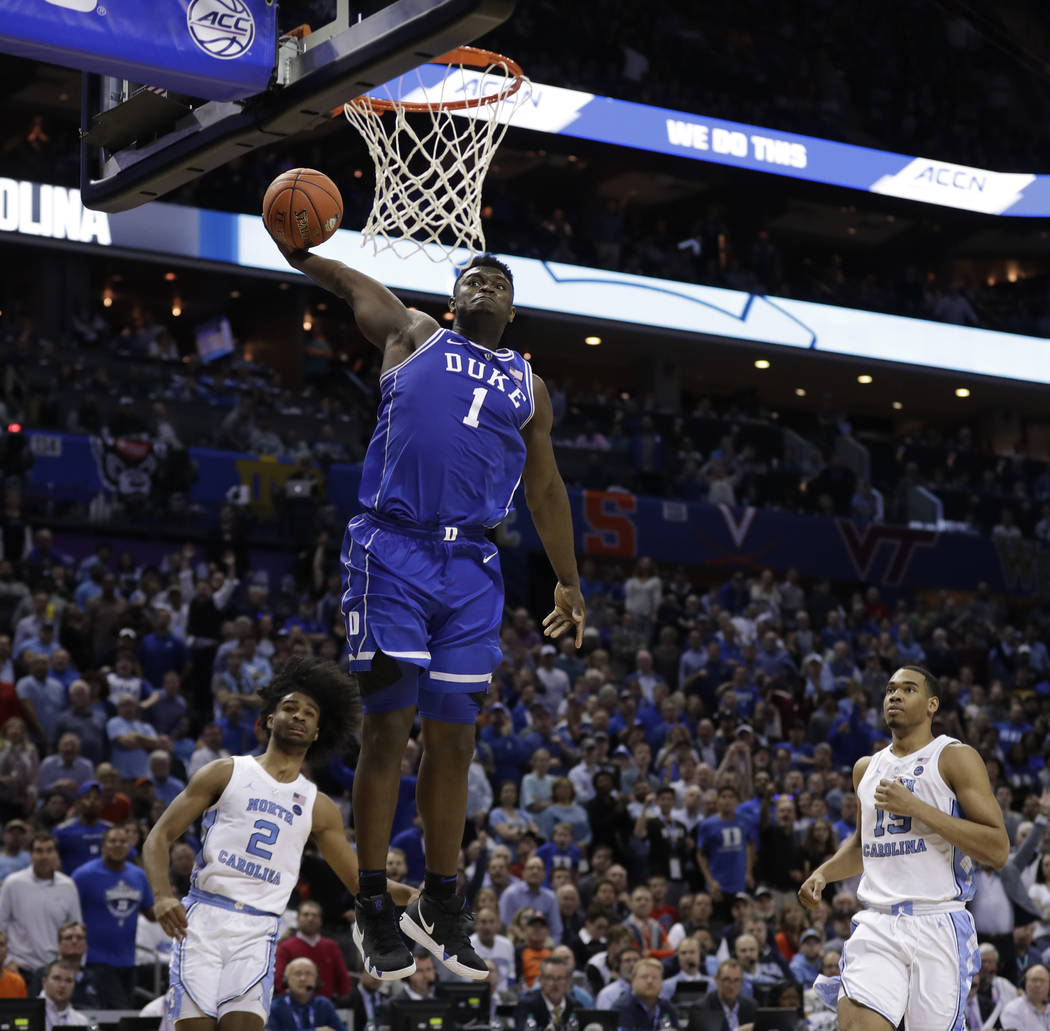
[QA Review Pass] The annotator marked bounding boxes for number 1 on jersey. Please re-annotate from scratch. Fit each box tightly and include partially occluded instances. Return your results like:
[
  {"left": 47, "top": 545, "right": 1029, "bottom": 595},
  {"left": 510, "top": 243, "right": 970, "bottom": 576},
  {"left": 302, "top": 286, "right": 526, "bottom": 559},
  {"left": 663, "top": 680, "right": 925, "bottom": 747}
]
[{"left": 462, "top": 387, "right": 488, "bottom": 428}]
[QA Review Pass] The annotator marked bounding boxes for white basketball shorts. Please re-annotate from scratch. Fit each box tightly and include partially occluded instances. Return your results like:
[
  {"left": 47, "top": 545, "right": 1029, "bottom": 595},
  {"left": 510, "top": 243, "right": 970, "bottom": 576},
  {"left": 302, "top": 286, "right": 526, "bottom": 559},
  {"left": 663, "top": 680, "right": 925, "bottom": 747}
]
[
  {"left": 167, "top": 891, "right": 281, "bottom": 1023},
  {"left": 838, "top": 907, "right": 981, "bottom": 1031}
]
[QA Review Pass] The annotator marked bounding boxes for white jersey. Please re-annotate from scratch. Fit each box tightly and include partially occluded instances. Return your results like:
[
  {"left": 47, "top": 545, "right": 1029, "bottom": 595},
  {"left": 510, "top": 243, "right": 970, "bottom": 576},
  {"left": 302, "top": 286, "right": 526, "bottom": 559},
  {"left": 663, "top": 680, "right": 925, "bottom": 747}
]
[
  {"left": 191, "top": 755, "right": 317, "bottom": 915},
  {"left": 856, "top": 733, "right": 974, "bottom": 909}
]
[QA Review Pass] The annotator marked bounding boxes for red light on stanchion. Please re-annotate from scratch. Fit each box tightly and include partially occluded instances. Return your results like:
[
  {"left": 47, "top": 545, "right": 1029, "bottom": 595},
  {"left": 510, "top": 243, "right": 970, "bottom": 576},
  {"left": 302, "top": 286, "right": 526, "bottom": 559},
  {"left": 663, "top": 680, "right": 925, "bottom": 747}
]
[{"left": 7, "top": 423, "right": 22, "bottom": 433}]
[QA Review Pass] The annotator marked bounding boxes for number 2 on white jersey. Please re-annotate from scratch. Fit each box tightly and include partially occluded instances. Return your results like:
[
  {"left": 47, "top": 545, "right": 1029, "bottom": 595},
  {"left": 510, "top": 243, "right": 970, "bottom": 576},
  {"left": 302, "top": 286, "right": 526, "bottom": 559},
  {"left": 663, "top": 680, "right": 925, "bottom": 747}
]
[{"left": 462, "top": 387, "right": 488, "bottom": 428}]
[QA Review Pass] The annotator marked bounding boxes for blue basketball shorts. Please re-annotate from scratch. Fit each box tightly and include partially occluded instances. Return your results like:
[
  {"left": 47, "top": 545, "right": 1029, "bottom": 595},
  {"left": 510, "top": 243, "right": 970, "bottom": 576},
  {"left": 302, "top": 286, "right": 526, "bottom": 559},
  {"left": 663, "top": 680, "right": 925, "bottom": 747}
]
[{"left": 340, "top": 513, "right": 502, "bottom": 718}]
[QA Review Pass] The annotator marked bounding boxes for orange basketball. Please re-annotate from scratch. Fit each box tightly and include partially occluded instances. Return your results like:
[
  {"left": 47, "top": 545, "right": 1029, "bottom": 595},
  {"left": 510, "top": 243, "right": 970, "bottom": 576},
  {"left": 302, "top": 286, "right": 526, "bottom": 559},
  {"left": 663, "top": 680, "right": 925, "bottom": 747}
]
[{"left": 262, "top": 168, "right": 343, "bottom": 250}]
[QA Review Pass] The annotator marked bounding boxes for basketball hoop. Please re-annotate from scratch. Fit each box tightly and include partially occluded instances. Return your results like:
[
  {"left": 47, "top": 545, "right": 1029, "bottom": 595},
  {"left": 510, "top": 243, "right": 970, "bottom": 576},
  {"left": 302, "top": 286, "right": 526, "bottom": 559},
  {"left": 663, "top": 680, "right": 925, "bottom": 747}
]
[{"left": 343, "top": 46, "right": 528, "bottom": 263}]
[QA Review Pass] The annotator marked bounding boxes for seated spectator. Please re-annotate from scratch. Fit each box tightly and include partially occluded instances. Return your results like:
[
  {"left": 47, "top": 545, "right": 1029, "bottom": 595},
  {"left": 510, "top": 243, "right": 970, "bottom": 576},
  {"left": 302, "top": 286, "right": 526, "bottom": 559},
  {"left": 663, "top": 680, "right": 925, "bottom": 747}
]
[
  {"left": 696, "top": 959, "right": 757, "bottom": 1030},
  {"left": 15, "top": 621, "right": 60, "bottom": 668},
  {"left": 274, "top": 901, "right": 351, "bottom": 1002},
  {"left": 38, "top": 735, "right": 94, "bottom": 794},
  {"left": 515, "top": 913, "right": 554, "bottom": 992},
  {"left": 625, "top": 884, "right": 673, "bottom": 959},
  {"left": 789, "top": 928, "right": 824, "bottom": 988},
  {"left": 1000, "top": 964, "right": 1050, "bottom": 1031},
  {"left": 613, "top": 957, "right": 679, "bottom": 1031},
  {"left": 54, "top": 681, "right": 106, "bottom": 767},
  {"left": 39, "top": 960, "right": 89, "bottom": 1031},
  {"left": 268, "top": 957, "right": 346, "bottom": 1031},
  {"left": 0, "top": 716, "right": 39, "bottom": 821},
  {"left": 218, "top": 695, "right": 256, "bottom": 756},
  {"left": 596, "top": 944, "right": 641, "bottom": 1008},
  {"left": 535, "top": 817, "right": 584, "bottom": 875},
  {"left": 0, "top": 930, "right": 25, "bottom": 997},
  {"left": 555, "top": 884, "right": 584, "bottom": 942},
  {"left": 105, "top": 696, "right": 158, "bottom": 781},
  {"left": 661, "top": 935, "right": 712, "bottom": 998},
  {"left": 513, "top": 955, "right": 579, "bottom": 1031},
  {"left": 168, "top": 841, "right": 195, "bottom": 898}
]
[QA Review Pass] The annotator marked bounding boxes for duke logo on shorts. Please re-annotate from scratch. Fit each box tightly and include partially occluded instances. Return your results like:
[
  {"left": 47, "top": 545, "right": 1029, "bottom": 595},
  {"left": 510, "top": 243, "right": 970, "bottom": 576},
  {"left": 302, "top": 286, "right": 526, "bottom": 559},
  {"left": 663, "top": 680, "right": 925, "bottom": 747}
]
[{"left": 342, "top": 328, "right": 534, "bottom": 695}]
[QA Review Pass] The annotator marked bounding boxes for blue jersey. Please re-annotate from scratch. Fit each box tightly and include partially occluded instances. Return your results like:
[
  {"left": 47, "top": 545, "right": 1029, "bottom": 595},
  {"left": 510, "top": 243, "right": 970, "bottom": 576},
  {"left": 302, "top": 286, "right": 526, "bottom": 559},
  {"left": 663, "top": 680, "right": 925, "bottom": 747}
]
[
  {"left": 55, "top": 818, "right": 112, "bottom": 875},
  {"left": 697, "top": 815, "right": 754, "bottom": 894},
  {"left": 359, "top": 328, "right": 534, "bottom": 527},
  {"left": 72, "top": 858, "right": 153, "bottom": 967}
]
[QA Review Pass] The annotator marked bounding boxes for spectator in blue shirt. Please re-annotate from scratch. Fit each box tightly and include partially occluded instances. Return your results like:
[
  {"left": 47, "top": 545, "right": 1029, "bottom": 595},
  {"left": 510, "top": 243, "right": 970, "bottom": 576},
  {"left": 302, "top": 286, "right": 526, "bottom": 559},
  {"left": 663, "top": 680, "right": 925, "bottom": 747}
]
[
  {"left": 0, "top": 819, "right": 30, "bottom": 882},
  {"left": 47, "top": 650, "right": 79, "bottom": 691},
  {"left": 146, "top": 750, "right": 185, "bottom": 807},
  {"left": 54, "top": 782, "right": 111, "bottom": 875},
  {"left": 499, "top": 855, "right": 564, "bottom": 944},
  {"left": 140, "top": 670, "right": 188, "bottom": 736},
  {"left": 489, "top": 781, "right": 540, "bottom": 848},
  {"left": 71, "top": 824, "right": 153, "bottom": 1008},
  {"left": 105, "top": 696, "right": 159, "bottom": 780},
  {"left": 217, "top": 695, "right": 257, "bottom": 756},
  {"left": 832, "top": 793, "right": 858, "bottom": 844},
  {"left": 15, "top": 653, "right": 66, "bottom": 746},
  {"left": 54, "top": 681, "right": 107, "bottom": 767},
  {"left": 137, "top": 609, "right": 187, "bottom": 689},
  {"left": 789, "top": 929, "right": 823, "bottom": 988},
  {"left": 535, "top": 822, "right": 583, "bottom": 883},
  {"left": 15, "top": 621, "right": 60, "bottom": 665},
  {"left": 613, "top": 958, "right": 680, "bottom": 1031},
  {"left": 482, "top": 705, "right": 530, "bottom": 786},
  {"left": 38, "top": 735, "right": 94, "bottom": 794},
  {"left": 697, "top": 784, "right": 755, "bottom": 912},
  {"left": 268, "top": 957, "right": 347, "bottom": 1031},
  {"left": 994, "top": 698, "right": 1033, "bottom": 750}
]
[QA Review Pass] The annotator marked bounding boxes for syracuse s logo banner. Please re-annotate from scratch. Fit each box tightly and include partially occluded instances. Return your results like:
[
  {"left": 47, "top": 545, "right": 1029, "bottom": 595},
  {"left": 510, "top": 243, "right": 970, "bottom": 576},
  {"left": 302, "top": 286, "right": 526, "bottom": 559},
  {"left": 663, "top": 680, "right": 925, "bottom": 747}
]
[{"left": 187, "top": 0, "right": 256, "bottom": 60}]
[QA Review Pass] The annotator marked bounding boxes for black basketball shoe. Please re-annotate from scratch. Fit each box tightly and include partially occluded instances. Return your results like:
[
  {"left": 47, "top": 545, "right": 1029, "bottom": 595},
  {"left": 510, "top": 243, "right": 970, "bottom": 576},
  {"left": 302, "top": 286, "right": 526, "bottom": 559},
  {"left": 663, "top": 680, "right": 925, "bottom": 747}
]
[
  {"left": 400, "top": 894, "right": 488, "bottom": 981},
  {"left": 353, "top": 893, "right": 416, "bottom": 981}
]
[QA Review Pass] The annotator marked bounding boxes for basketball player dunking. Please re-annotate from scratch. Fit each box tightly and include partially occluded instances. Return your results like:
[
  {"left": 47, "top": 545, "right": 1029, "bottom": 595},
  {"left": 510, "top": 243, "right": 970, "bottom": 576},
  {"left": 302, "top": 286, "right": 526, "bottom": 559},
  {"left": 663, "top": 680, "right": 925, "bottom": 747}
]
[
  {"left": 273, "top": 242, "right": 585, "bottom": 982},
  {"left": 143, "top": 657, "right": 415, "bottom": 1031},
  {"left": 798, "top": 665, "right": 1009, "bottom": 1031}
]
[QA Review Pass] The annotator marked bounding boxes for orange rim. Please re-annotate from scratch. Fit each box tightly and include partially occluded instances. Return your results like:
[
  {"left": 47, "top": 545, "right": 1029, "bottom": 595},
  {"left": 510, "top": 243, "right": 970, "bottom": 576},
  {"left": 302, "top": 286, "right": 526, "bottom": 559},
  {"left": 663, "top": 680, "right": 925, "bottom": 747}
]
[{"left": 348, "top": 45, "right": 525, "bottom": 114}]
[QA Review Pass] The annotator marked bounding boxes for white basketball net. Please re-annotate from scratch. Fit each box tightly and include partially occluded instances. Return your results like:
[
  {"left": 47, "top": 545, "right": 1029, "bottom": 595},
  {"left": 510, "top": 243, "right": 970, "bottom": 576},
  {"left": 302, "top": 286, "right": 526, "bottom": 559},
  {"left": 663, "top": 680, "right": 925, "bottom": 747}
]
[{"left": 343, "top": 51, "right": 530, "bottom": 263}]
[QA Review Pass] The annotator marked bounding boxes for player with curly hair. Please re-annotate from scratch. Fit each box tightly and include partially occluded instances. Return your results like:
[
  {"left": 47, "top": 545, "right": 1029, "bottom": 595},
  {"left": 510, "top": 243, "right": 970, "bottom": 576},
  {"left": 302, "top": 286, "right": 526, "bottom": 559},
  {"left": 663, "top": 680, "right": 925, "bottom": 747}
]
[{"left": 143, "top": 656, "right": 414, "bottom": 1031}]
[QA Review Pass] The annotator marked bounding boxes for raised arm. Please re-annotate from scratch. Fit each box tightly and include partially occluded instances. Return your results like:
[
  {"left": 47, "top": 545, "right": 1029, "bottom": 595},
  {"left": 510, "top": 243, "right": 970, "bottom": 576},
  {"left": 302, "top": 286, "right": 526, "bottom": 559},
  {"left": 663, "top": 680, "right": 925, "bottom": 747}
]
[
  {"left": 282, "top": 249, "right": 438, "bottom": 357},
  {"left": 797, "top": 755, "right": 870, "bottom": 908},
  {"left": 522, "top": 375, "right": 584, "bottom": 647},
  {"left": 310, "top": 791, "right": 416, "bottom": 906},
  {"left": 142, "top": 758, "right": 234, "bottom": 938}
]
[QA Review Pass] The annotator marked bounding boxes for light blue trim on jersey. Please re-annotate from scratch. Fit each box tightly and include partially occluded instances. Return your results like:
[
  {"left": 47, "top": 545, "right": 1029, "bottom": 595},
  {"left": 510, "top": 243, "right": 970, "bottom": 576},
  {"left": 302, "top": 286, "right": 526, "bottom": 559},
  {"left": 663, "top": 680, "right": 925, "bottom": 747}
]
[
  {"left": 949, "top": 799, "right": 976, "bottom": 901},
  {"left": 190, "top": 807, "right": 218, "bottom": 886},
  {"left": 948, "top": 910, "right": 980, "bottom": 1031},
  {"left": 186, "top": 886, "right": 280, "bottom": 918}
]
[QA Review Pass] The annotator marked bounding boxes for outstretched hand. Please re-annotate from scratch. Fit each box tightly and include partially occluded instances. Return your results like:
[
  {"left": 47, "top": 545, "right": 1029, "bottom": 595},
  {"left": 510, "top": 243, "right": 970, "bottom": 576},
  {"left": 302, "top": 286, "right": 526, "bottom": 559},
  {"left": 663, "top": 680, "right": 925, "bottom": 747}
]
[{"left": 542, "top": 582, "right": 586, "bottom": 648}]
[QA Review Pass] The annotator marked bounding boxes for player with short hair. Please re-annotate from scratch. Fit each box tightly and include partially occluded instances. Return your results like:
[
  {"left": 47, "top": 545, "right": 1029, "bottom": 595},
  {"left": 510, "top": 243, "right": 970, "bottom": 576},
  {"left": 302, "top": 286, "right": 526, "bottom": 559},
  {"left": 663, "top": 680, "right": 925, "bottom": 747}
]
[
  {"left": 143, "top": 656, "right": 413, "bottom": 1031},
  {"left": 275, "top": 243, "right": 584, "bottom": 982},
  {"left": 799, "top": 665, "right": 1009, "bottom": 1031}
]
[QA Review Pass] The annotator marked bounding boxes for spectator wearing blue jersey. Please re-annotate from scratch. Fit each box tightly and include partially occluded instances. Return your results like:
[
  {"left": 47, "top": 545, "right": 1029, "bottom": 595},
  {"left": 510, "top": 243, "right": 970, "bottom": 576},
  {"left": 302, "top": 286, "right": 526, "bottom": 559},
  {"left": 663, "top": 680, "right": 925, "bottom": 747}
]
[
  {"left": 105, "top": 696, "right": 159, "bottom": 781},
  {"left": 832, "top": 793, "right": 858, "bottom": 844},
  {"left": 37, "top": 735, "right": 94, "bottom": 794},
  {"left": 481, "top": 705, "right": 530, "bottom": 786},
  {"left": 391, "top": 816, "right": 426, "bottom": 887},
  {"left": 994, "top": 698, "right": 1033, "bottom": 750},
  {"left": 146, "top": 750, "right": 185, "bottom": 807},
  {"left": 535, "top": 823, "right": 582, "bottom": 883},
  {"left": 137, "top": 609, "right": 187, "bottom": 689},
  {"left": 54, "top": 783, "right": 111, "bottom": 875},
  {"left": 696, "top": 784, "right": 755, "bottom": 917},
  {"left": 71, "top": 824, "right": 154, "bottom": 1008}
]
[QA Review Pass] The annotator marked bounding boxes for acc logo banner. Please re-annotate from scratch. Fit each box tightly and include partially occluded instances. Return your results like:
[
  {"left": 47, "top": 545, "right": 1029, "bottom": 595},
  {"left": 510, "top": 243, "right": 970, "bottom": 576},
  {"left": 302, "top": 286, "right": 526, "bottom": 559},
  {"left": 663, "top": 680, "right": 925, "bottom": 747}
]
[{"left": 187, "top": 0, "right": 255, "bottom": 60}]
